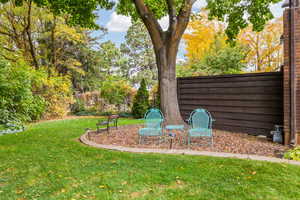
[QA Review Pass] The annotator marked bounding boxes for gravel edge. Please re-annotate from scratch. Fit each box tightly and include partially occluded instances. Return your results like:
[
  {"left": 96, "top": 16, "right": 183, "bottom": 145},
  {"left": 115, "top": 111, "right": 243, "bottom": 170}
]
[{"left": 80, "top": 130, "right": 300, "bottom": 166}]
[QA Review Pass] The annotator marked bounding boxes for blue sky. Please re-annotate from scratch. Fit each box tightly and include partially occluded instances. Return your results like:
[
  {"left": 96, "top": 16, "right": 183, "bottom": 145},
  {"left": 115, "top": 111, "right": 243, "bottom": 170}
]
[{"left": 93, "top": 0, "right": 285, "bottom": 59}]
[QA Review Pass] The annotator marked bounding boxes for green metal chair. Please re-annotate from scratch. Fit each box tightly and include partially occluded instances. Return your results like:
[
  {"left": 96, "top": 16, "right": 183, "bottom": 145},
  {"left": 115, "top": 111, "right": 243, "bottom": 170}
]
[
  {"left": 187, "top": 108, "right": 214, "bottom": 147},
  {"left": 138, "top": 108, "right": 164, "bottom": 144}
]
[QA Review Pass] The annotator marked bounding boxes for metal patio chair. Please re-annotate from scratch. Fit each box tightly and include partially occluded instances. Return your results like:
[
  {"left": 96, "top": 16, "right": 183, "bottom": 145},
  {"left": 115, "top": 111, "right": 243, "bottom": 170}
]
[
  {"left": 138, "top": 108, "right": 164, "bottom": 144},
  {"left": 187, "top": 108, "right": 214, "bottom": 147}
]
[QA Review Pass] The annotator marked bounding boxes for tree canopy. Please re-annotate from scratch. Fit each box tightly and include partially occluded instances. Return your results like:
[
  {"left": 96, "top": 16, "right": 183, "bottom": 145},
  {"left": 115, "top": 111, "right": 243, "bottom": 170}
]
[
  {"left": 181, "top": 11, "right": 283, "bottom": 75},
  {"left": 0, "top": 0, "right": 114, "bottom": 28},
  {"left": 207, "top": 0, "right": 281, "bottom": 42},
  {"left": 121, "top": 20, "right": 157, "bottom": 87},
  {"left": 117, "top": 0, "right": 281, "bottom": 42}
]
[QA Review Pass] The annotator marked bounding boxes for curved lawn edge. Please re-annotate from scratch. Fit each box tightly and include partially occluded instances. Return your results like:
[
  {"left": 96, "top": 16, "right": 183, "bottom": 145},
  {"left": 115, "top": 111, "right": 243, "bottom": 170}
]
[{"left": 80, "top": 130, "right": 300, "bottom": 166}]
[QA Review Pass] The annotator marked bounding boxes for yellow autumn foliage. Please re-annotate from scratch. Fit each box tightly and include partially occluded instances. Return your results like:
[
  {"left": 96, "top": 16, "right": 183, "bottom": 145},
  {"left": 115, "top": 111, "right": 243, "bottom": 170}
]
[
  {"left": 238, "top": 17, "right": 283, "bottom": 72},
  {"left": 183, "top": 12, "right": 226, "bottom": 62},
  {"left": 183, "top": 12, "right": 283, "bottom": 72},
  {"left": 32, "top": 69, "right": 74, "bottom": 119}
]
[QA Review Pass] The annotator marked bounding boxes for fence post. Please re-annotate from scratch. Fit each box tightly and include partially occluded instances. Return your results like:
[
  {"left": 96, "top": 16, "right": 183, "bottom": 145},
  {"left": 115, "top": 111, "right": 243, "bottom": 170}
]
[{"left": 283, "top": 2, "right": 300, "bottom": 145}]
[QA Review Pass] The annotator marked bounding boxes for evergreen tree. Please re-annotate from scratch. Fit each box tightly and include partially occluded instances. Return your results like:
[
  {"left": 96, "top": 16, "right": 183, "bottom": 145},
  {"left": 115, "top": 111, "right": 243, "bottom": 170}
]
[{"left": 132, "top": 79, "right": 149, "bottom": 118}]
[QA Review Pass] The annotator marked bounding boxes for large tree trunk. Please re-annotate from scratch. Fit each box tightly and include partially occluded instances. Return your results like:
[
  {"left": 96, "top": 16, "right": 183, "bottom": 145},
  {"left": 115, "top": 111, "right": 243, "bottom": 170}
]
[
  {"left": 156, "top": 41, "right": 183, "bottom": 125},
  {"left": 132, "top": 0, "right": 195, "bottom": 124}
]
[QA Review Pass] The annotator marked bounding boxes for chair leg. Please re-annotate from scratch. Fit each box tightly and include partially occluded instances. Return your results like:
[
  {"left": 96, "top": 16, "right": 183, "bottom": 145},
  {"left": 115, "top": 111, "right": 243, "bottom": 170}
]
[
  {"left": 139, "top": 135, "right": 142, "bottom": 144},
  {"left": 142, "top": 136, "right": 145, "bottom": 144},
  {"left": 188, "top": 136, "right": 191, "bottom": 148},
  {"left": 211, "top": 136, "right": 213, "bottom": 147}
]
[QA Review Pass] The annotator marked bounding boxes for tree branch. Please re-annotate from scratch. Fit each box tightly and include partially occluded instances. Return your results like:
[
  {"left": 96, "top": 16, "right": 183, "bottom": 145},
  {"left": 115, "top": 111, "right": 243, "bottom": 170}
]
[
  {"left": 174, "top": 0, "right": 196, "bottom": 40},
  {"left": 25, "top": 0, "right": 39, "bottom": 69},
  {"left": 0, "top": 30, "right": 12, "bottom": 37},
  {"left": 167, "top": 0, "right": 177, "bottom": 34},
  {"left": 2, "top": 46, "right": 16, "bottom": 52},
  {"left": 0, "top": 54, "right": 17, "bottom": 62},
  {"left": 133, "top": 0, "right": 165, "bottom": 49}
]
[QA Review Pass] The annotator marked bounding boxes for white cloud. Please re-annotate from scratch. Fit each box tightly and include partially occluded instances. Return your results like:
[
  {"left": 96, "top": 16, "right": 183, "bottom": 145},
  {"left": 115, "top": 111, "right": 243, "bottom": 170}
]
[
  {"left": 193, "top": 0, "right": 207, "bottom": 10},
  {"left": 106, "top": 12, "right": 132, "bottom": 32}
]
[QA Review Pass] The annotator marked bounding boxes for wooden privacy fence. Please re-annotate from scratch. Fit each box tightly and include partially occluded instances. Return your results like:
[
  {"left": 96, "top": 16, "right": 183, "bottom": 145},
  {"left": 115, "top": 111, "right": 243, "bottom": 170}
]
[{"left": 177, "top": 72, "right": 283, "bottom": 136}]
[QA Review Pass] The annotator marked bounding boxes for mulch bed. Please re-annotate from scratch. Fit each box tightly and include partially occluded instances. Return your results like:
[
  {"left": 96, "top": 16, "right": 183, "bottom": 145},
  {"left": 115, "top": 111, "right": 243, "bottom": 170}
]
[{"left": 88, "top": 125, "right": 289, "bottom": 158}]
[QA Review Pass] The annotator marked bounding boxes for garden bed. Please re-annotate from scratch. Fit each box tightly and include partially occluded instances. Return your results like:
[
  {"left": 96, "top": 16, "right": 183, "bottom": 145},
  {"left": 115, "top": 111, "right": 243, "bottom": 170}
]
[{"left": 88, "top": 125, "right": 289, "bottom": 158}]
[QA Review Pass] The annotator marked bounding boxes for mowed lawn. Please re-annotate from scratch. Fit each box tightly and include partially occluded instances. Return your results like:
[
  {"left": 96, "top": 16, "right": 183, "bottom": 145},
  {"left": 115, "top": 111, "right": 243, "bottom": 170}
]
[{"left": 0, "top": 118, "right": 300, "bottom": 200}]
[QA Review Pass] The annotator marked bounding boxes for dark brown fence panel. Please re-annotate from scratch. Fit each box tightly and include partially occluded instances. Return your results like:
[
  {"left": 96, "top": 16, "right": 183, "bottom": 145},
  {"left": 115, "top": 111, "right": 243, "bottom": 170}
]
[{"left": 177, "top": 72, "right": 283, "bottom": 136}]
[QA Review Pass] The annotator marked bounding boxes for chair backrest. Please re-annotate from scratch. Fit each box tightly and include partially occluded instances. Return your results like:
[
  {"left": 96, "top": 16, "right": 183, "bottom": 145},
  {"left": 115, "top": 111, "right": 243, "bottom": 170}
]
[
  {"left": 144, "top": 108, "right": 164, "bottom": 128},
  {"left": 189, "top": 108, "right": 212, "bottom": 129}
]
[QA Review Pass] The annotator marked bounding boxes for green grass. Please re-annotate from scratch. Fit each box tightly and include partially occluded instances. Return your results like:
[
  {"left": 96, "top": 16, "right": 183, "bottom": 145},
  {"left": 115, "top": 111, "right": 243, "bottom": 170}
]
[{"left": 0, "top": 118, "right": 300, "bottom": 200}]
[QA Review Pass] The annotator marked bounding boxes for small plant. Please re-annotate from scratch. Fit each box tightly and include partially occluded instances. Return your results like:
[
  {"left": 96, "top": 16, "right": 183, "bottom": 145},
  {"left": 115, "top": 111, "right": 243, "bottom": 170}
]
[
  {"left": 71, "top": 98, "right": 85, "bottom": 114},
  {"left": 0, "top": 110, "right": 24, "bottom": 135},
  {"left": 132, "top": 79, "right": 149, "bottom": 118},
  {"left": 284, "top": 146, "right": 300, "bottom": 161},
  {"left": 118, "top": 112, "right": 133, "bottom": 118}
]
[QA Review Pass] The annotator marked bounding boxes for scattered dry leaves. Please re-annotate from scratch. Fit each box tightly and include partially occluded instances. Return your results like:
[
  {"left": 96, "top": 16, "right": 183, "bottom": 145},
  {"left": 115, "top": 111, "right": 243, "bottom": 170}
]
[{"left": 89, "top": 125, "right": 289, "bottom": 158}]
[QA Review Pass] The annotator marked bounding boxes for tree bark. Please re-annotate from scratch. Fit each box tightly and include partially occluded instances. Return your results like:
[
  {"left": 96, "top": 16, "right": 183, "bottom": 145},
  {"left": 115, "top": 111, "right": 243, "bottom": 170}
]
[
  {"left": 50, "top": 15, "right": 57, "bottom": 77},
  {"left": 155, "top": 41, "right": 183, "bottom": 124}
]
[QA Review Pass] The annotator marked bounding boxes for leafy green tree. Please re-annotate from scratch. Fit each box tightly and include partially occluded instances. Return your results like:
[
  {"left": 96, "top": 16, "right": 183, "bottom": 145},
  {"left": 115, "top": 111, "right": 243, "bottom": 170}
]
[
  {"left": 178, "top": 35, "right": 247, "bottom": 76},
  {"left": 207, "top": 0, "right": 281, "bottom": 42},
  {"left": 120, "top": 20, "right": 157, "bottom": 87},
  {"left": 100, "top": 76, "right": 134, "bottom": 110},
  {"left": 116, "top": 0, "right": 279, "bottom": 124},
  {"left": 0, "top": 1, "right": 107, "bottom": 94},
  {"left": 0, "top": 3, "right": 79, "bottom": 119},
  {"left": 201, "top": 45, "right": 246, "bottom": 75},
  {"left": 71, "top": 44, "right": 103, "bottom": 93},
  {"left": 98, "top": 41, "right": 126, "bottom": 76},
  {"left": 0, "top": 0, "right": 114, "bottom": 29},
  {"left": 0, "top": 2, "right": 103, "bottom": 77},
  {"left": 132, "top": 79, "right": 149, "bottom": 118}
]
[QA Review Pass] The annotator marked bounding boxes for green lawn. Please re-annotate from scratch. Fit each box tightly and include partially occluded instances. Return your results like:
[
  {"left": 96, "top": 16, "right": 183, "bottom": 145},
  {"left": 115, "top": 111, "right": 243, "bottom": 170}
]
[{"left": 0, "top": 118, "right": 300, "bottom": 200}]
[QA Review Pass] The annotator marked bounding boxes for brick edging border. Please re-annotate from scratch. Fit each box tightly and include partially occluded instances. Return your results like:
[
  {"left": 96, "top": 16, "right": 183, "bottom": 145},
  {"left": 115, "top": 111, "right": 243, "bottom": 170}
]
[{"left": 79, "top": 131, "right": 300, "bottom": 166}]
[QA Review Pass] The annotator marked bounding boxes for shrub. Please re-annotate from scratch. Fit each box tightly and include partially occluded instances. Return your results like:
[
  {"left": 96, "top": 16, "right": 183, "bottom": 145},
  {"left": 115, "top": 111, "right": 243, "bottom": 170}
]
[
  {"left": 32, "top": 71, "right": 73, "bottom": 119},
  {"left": 284, "top": 147, "right": 300, "bottom": 161},
  {"left": 118, "top": 112, "right": 133, "bottom": 118},
  {"left": 75, "top": 110, "right": 99, "bottom": 116},
  {"left": 71, "top": 98, "right": 85, "bottom": 114},
  {"left": 0, "top": 58, "right": 46, "bottom": 124},
  {"left": 99, "top": 111, "right": 113, "bottom": 116},
  {"left": 132, "top": 79, "right": 149, "bottom": 118},
  {"left": 100, "top": 76, "right": 135, "bottom": 107},
  {"left": 0, "top": 109, "right": 23, "bottom": 132}
]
